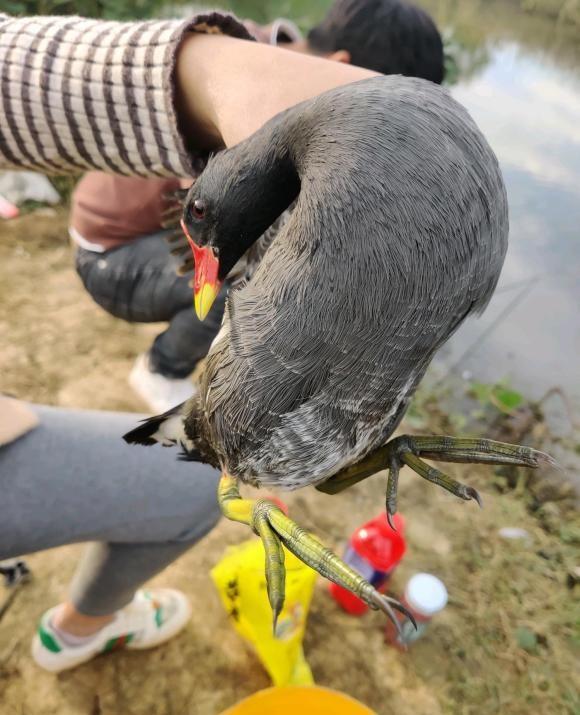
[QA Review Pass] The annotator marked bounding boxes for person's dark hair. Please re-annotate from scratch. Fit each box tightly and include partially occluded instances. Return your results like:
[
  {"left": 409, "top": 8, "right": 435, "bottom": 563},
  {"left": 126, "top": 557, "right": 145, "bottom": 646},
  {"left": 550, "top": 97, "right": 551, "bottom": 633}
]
[{"left": 307, "top": 0, "right": 444, "bottom": 84}]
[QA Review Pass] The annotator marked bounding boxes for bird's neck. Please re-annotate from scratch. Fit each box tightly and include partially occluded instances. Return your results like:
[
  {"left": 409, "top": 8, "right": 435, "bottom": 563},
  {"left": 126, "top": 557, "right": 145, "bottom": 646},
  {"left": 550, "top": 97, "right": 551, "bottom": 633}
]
[{"left": 242, "top": 129, "right": 301, "bottom": 239}]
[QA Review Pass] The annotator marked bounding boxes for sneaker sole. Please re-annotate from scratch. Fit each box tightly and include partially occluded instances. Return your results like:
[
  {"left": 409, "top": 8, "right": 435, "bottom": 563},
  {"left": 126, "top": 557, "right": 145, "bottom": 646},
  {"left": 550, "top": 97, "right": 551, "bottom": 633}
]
[{"left": 31, "top": 634, "right": 100, "bottom": 673}]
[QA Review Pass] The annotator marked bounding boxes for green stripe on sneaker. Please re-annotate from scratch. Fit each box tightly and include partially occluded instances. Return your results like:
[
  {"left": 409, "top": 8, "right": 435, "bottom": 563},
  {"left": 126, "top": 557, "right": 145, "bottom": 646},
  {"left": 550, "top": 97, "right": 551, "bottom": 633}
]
[
  {"left": 102, "top": 634, "right": 134, "bottom": 653},
  {"left": 38, "top": 625, "right": 62, "bottom": 654},
  {"left": 143, "top": 591, "right": 164, "bottom": 628},
  {"left": 102, "top": 637, "right": 118, "bottom": 653}
]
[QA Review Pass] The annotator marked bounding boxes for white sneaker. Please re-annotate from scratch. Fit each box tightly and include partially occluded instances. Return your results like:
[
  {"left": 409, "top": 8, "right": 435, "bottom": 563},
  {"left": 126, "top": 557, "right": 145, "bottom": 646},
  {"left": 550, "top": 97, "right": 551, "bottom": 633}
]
[
  {"left": 32, "top": 588, "right": 192, "bottom": 673},
  {"left": 129, "top": 352, "right": 195, "bottom": 412}
]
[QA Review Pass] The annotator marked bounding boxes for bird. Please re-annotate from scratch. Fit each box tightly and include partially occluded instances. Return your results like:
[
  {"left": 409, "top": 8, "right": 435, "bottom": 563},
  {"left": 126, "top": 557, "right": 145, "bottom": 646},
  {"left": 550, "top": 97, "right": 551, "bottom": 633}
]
[{"left": 124, "top": 75, "right": 552, "bottom": 630}]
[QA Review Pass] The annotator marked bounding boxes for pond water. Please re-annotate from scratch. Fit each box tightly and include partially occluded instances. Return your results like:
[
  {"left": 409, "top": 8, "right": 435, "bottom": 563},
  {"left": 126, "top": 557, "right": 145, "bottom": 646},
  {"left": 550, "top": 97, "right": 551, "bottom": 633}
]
[
  {"left": 178, "top": 1, "right": 580, "bottom": 412},
  {"left": 420, "top": 1, "right": 580, "bottom": 420}
]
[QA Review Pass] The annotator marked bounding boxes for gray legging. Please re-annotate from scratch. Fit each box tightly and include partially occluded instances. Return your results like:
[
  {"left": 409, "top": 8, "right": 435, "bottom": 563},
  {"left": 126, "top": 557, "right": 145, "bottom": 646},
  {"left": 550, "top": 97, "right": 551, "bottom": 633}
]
[{"left": 0, "top": 404, "right": 221, "bottom": 616}]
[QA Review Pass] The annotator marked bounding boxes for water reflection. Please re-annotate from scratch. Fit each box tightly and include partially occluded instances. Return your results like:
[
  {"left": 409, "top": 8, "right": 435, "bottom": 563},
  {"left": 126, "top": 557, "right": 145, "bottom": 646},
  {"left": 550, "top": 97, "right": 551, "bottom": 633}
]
[
  {"left": 421, "top": 0, "right": 580, "bottom": 73},
  {"left": 433, "top": 33, "right": 580, "bottom": 410}
]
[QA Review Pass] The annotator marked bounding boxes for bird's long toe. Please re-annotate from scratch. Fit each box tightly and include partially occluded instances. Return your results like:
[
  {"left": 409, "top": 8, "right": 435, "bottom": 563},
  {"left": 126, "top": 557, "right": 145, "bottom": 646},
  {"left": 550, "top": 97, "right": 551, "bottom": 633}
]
[
  {"left": 264, "top": 504, "right": 412, "bottom": 633},
  {"left": 381, "top": 434, "right": 554, "bottom": 511},
  {"left": 252, "top": 500, "right": 286, "bottom": 631}
]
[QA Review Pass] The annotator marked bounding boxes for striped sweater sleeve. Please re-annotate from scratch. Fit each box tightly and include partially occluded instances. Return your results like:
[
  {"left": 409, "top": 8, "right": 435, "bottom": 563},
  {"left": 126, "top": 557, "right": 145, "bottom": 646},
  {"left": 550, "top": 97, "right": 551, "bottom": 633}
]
[{"left": 0, "top": 12, "right": 253, "bottom": 177}]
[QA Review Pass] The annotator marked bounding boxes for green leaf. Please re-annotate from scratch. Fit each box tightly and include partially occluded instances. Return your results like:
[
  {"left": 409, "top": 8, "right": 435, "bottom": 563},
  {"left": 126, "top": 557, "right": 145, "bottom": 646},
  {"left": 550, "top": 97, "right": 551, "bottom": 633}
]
[
  {"left": 516, "top": 626, "right": 538, "bottom": 653},
  {"left": 492, "top": 386, "right": 523, "bottom": 413}
]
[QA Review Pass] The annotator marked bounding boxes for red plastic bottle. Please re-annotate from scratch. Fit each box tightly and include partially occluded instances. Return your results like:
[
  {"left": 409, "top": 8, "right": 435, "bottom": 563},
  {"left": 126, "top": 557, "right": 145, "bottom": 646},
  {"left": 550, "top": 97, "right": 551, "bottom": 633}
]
[{"left": 329, "top": 512, "right": 406, "bottom": 615}]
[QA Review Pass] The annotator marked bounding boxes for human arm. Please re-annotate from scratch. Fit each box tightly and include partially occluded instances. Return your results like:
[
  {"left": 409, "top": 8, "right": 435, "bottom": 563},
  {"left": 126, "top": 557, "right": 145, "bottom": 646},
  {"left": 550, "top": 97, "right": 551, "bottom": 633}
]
[
  {"left": 0, "top": 13, "right": 375, "bottom": 178},
  {"left": 175, "top": 33, "right": 376, "bottom": 150}
]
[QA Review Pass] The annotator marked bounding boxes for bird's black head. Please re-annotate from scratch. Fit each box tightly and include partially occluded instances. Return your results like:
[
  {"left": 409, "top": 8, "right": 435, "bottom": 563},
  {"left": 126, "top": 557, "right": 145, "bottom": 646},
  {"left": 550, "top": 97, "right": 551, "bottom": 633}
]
[{"left": 182, "top": 137, "right": 300, "bottom": 320}]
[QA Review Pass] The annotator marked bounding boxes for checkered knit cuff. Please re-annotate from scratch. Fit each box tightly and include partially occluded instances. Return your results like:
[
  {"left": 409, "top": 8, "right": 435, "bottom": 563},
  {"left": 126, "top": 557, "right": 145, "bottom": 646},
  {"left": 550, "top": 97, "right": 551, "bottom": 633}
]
[{"left": 0, "top": 13, "right": 253, "bottom": 177}]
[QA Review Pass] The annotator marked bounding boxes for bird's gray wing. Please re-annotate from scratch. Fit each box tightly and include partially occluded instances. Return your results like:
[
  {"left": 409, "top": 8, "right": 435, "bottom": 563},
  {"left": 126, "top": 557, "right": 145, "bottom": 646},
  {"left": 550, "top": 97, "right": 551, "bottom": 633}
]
[{"left": 197, "top": 245, "right": 457, "bottom": 488}]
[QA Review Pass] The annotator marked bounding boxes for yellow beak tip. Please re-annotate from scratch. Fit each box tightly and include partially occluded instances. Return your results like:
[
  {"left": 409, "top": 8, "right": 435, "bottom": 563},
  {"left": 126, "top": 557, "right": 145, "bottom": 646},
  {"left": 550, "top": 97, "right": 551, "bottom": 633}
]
[{"left": 194, "top": 284, "right": 218, "bottom": 321}]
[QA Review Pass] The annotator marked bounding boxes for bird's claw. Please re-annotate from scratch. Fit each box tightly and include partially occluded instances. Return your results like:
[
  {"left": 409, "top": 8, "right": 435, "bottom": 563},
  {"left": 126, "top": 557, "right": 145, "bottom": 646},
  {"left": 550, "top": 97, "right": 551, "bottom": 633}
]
[
  {"left": 251, "top": 500, "right": 286, "bottom": 631},
  {"left": 368, "top": 590, "right": 417, "bottom": 631},
  {"left": 217, "top": 437, "right": 552, "bottom": 636},
  {"left": 382, "top": 434, "right": 551, "bottom": 524},
  {"left": 218, "top": 475, "right": 412, "bottom": 635},
  {"left": 322, "top": 434, "right": 551, "bottom": 538}
]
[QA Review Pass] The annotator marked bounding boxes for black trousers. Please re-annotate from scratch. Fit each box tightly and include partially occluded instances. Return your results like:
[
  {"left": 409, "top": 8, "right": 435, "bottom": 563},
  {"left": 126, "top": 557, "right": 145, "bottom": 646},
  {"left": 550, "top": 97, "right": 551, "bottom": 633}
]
[{"left": 75, "top": 231, "right": 227, "bottom": 378}]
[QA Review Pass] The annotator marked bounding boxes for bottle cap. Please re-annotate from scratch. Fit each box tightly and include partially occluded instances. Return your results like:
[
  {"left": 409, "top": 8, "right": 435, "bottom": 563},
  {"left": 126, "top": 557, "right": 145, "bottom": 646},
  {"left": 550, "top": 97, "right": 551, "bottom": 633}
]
[
  {"left": 405, "top": 573, "right": 448, "bottom": 616},
  {"left": 351, "top": 512, "right": 406, "bottom": 572}
]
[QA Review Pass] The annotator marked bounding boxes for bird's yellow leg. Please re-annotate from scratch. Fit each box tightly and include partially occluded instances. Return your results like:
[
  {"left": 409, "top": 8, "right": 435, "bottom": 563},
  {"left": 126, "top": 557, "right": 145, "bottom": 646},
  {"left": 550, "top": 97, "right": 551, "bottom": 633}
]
[
  {"left": 318, "top": 435, "right": 554, "bottom": 529},
  {"left": 217, "top": 473, "right": 414, "bottom": 634},
  {"left": 218, "top": 473, "right": 286, "bottom": 628},
  {"left": 217, "top": 472, "right": 254, "bottom": 525}
]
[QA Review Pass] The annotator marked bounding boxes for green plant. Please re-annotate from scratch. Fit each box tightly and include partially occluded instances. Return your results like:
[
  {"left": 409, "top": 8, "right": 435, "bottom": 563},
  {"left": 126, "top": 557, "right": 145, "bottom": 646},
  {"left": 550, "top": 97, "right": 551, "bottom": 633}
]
[{"left": 469, "top": 380, "right": 525, "bottom": 415}]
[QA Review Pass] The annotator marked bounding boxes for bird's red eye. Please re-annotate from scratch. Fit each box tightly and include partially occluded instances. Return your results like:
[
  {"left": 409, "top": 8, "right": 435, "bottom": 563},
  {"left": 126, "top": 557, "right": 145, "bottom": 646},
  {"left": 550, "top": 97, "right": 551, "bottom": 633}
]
[{"left": 192, "top": 199, "right": 205, "bottom": 220}]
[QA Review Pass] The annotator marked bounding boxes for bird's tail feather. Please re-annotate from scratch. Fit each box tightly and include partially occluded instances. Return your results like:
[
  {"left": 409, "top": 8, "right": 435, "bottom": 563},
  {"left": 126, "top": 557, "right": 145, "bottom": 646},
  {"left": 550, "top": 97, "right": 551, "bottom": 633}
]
[
  {"left": 123, "top": 395, "right": 219, "bottom": 466},
  {"left": 122, "top": 401, "right": 200, "bottom": 457}
]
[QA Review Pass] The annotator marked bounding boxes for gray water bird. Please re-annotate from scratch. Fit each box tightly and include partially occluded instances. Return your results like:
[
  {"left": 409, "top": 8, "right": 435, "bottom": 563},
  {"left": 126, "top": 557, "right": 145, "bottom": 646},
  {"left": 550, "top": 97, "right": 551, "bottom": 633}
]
[{"left": 125, "top": 76, "right": 552, "bottom": 628}]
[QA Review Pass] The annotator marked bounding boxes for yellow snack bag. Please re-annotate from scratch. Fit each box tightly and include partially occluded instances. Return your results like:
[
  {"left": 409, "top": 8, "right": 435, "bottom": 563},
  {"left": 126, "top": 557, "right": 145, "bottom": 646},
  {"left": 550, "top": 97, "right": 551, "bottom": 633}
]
[{"left": 211, "top": 538, "right": 317, "bottom": 686}]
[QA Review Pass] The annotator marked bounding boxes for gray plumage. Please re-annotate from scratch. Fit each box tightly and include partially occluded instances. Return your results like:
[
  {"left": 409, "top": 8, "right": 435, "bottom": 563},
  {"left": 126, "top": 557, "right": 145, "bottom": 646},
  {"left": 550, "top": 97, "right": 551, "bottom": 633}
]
[{"left": 126, "top": 75, "right": 508, "bottom": 491}]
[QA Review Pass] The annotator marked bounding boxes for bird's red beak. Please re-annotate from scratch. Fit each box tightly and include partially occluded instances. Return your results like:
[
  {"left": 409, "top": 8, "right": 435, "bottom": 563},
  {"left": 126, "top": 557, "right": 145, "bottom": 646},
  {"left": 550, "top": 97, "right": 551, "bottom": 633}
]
[{"left": 181, "top": 219, "right": 222, "bottom": 321}]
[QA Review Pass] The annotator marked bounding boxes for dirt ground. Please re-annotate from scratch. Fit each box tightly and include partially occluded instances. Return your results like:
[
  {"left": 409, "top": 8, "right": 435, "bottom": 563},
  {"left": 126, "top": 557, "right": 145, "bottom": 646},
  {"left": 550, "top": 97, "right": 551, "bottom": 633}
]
[{"left": 1, "top": 209, "right": 578, "bottom": 715}]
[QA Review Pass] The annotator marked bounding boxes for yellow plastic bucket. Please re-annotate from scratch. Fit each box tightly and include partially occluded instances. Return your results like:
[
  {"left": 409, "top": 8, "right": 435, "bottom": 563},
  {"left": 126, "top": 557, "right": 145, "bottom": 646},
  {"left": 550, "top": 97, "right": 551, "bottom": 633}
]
[{"left": 220, "top": 686, "right": 376, "bottom": 715}]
